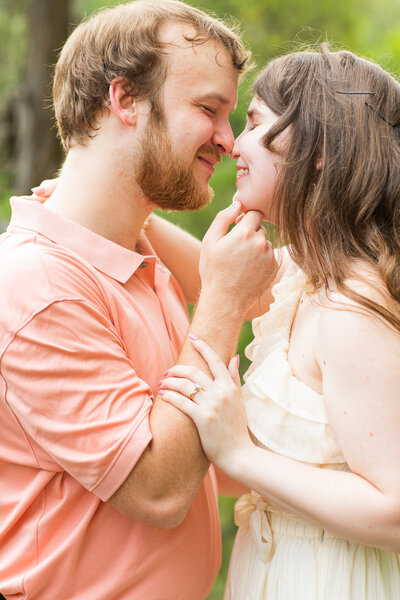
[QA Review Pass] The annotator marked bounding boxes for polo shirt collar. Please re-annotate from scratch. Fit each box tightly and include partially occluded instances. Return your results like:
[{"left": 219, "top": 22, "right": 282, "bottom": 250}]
[{"left": 8, "top": 197, "right": 155, "bottom": 284}]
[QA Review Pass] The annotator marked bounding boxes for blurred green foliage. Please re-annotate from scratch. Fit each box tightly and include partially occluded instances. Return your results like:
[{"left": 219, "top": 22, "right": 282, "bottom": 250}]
[{"left": 0, "top": 0, "right": 399, "bottom": 597}]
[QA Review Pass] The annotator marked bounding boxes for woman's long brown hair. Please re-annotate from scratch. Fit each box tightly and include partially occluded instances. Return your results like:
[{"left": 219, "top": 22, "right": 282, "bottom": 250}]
[{"left": 254, "top": 45, "right": 400, "bottom": 331}]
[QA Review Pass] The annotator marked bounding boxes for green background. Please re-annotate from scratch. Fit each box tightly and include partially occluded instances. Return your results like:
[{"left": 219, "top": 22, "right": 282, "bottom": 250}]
[{"left": 0, "top": 1, "right": 399, "bottom": 597}]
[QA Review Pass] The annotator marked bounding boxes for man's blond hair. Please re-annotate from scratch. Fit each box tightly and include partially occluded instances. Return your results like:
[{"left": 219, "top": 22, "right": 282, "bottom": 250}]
[{"left": 53, "top": 0, "right": 251, "bottom": 150}]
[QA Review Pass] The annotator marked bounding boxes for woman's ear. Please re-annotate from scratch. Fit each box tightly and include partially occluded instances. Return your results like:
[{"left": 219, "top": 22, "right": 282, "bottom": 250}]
[
  {"left": 316, "top": 157, "right": 323, "bottom": 171},
  {"left": 109, "top": 77, "right": 138, "bottom": 127}
]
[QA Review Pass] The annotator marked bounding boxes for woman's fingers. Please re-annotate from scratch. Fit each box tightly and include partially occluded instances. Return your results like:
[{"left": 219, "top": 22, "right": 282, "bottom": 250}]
[
  {"left": 159, "top": 389, "right": 198, "bottom": 420},
  {"left": 162, "top": 364, "right": 213, "bottom": 389},
  {"left": 159, "top": 376, "right": 204, "bottom": 402},
  {"left": 31, "top": 177, "right": 59, "bottom": 201},
  {"left": 189, "top": 336, "right": 233, "bottom": 383},
  {"left": 163, "top": 342, "right": 241, "bottom": 400}
]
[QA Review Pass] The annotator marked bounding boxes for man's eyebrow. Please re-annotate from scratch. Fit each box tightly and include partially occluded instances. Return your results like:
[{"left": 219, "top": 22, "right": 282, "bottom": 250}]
[{"left": 195, "top": 92, "right": 232, "bottom": 106}]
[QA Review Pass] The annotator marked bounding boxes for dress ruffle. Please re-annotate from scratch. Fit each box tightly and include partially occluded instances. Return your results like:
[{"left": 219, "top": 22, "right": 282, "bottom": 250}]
[
  {"left": 242, "top": 265, "right": 346, "bottom": 465},
  {"left": 227, "top": 265, "right": 400, "bottom": 600}
]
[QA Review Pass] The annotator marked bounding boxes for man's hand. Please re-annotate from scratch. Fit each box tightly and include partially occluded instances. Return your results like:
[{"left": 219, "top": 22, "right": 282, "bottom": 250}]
[{"left": 199, "top": 202, "right": 276, "bottom": 316}]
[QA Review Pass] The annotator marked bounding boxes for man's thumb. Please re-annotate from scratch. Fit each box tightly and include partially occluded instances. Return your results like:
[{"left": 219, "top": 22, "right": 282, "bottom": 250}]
[{"left": 203, "top": 201, "right": 242, "bottom": 244}]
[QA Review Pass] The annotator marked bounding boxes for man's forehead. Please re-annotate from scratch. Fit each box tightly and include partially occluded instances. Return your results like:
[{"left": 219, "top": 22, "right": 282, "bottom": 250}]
[
  {"left": 159, "top": 20, "right": 205, "bottom": 48},
  {"left": 160, "top": 28, "right": 237, "bottom": 100},
  {"left": 160, "top": 21, "right": 236, "bottom": 73},
  {"left": 157, "top": 20, "right": 239, "bottom": 114}
]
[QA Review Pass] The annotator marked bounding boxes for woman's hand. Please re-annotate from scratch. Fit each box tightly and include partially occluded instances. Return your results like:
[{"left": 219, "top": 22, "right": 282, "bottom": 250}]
[
  {"left": 31, "top": 178, "right": 59, "bottom": 202},
  {"left": 159, "top": 336, "right": 253, "bottom": 472}
]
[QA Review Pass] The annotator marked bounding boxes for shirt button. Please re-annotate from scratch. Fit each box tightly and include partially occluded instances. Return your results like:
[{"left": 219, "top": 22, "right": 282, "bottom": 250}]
[{"left": 139, "top": 261, "right": 148, "bottom": 269}]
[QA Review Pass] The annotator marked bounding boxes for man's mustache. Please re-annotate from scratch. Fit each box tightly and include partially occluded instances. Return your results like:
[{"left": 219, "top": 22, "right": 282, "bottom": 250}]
[{"left": 197, "top": 145, "right": 222, "bottom": 164}]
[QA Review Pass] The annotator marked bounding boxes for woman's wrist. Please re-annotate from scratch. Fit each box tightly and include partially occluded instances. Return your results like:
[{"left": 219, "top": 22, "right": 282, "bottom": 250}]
[{"left": 216, "top": 437, "right": 257, "bottom": 482}]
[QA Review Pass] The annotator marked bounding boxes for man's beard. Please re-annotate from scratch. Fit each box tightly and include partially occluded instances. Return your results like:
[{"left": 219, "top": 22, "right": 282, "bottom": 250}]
[{"left": 135, "top": 116, "right": 218, "bottom": 211}]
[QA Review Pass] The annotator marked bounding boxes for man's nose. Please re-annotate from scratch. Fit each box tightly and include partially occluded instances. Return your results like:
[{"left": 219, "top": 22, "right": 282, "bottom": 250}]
[{"left": 211, "top": 123, "right": 235, "bottom": 155}]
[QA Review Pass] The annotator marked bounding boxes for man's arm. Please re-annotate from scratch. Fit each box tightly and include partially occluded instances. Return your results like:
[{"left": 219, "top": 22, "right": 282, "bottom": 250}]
[{"left": 108, "top": 205, "right": 275, "bottom": 527}]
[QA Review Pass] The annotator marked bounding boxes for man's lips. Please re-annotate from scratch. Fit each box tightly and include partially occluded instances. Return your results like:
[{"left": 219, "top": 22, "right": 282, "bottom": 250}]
[{"left": 197, "top": 154, "right": 220, "bottom": 174}]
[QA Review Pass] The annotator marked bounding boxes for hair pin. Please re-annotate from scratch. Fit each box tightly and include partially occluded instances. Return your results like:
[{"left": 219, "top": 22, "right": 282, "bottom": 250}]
[
  {"left": 365, "top": 102, "right": 396, "bottom": 128},
  {"left": 335, "top": 91, "right": 397, "bottom": 129},
  {"left": 335, "top": 90, "right": 376, "bottom": 95}
]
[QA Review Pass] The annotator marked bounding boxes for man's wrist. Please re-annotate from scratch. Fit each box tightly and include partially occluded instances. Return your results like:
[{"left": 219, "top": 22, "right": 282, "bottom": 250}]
[
  {"left": 188, "top": 291, "right": 245, "bottom": 361},
  {"left": 196, "top": 285, "right": 249, "bottom": 321}
]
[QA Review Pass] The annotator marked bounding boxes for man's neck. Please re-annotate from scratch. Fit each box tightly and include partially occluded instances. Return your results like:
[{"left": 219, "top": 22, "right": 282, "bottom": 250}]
[{"left": 45, "top": 145, "right": 154, "bottom": 252}]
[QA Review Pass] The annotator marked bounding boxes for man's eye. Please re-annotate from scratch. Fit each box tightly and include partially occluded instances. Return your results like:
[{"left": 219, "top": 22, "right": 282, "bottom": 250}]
[{"left": 203, "top": 106, "right": 216, "bottom": 116}]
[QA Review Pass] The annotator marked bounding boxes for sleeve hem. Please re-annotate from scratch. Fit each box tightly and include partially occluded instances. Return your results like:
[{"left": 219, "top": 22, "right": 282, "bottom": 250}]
[{"left": 90, "top": 411, "right": 153, "bottom": 502}]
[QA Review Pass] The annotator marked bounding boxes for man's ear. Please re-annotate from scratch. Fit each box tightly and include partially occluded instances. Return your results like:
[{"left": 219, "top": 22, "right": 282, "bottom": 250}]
[{"left": 109, "top": 77, "right": 137, "bottom": 127}]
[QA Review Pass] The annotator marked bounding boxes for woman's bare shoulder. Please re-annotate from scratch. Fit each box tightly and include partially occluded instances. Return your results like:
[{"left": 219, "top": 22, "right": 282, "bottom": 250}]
[
  {"left": 315, "top": 262, "right": 397, "bottom": 322},
  {"left": 315, "top": 273, "right": 400, "bottom": 370}
]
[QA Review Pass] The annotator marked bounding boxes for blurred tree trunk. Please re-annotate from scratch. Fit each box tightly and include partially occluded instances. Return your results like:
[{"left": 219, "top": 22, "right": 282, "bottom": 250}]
[{"left": 14, "top": 0, "right": 70, "bottom": 193}]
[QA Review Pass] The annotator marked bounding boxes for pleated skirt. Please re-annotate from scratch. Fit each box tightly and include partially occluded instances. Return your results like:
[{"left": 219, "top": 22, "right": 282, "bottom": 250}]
[{"left": 226, "top": 513, "right": 400, "bottom": 600}]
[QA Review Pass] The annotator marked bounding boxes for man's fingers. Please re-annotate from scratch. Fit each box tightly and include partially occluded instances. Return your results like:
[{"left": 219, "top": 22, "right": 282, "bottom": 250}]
[
  {"left": 203, "top": 201, "right": 242, "bottom": 245},
  {"left": 235, "top": 210, "right": 264, "bottom": 231},
  {"left": 234, "top": 213, "right": 244, "bottom": 225},
  {"left": 227, "top": 355, "right": 241, "bottom": 388}
]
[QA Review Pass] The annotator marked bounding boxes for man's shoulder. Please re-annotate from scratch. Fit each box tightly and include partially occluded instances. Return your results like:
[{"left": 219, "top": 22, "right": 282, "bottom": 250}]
[
  {"left": 0, "top": 230, "right": 107, "bottom": 337},
  {"left": 1, "top": 227, "right": 99, "bottom": 285}
]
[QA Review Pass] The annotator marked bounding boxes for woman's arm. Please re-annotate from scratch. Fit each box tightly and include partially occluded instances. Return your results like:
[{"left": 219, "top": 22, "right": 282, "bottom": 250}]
[
  {"left": 159, "top": 311, "right": 400, "bottom": 552},
  {"left": 214, "top": 466, "right": 250, "bottom": 497},
  {"left": 145, "top": 214, "right": 201, "bottom": 305}
]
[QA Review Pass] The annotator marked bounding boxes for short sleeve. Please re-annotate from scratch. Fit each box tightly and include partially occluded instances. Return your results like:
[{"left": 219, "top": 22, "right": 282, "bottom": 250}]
[{"left": 1, "top": 298, "right": 153, "bottom": 501}]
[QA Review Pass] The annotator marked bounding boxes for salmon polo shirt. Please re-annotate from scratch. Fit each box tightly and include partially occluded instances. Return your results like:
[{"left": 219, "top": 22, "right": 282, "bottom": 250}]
[{"left": 0, "top": 197, "right": 221, "bottom": 600}]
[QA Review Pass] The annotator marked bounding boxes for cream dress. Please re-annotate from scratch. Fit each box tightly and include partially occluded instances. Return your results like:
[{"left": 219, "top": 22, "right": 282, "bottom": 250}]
[{"left": 226, "top": 265, "right": 400, "bottom": 600}]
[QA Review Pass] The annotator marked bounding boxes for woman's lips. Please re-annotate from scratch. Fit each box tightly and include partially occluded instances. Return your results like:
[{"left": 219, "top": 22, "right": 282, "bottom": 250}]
[{"left": 236, "top": 167, "right": 249, "bottom": 181}]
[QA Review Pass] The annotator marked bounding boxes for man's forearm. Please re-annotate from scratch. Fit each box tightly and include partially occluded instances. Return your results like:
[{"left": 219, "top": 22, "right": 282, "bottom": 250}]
[
  {"left": 108, "top": 285, "right": 246, "bottom": 527},
  {"left": 143, "top": 286, "right": 248, "bottom": 510},
  {"left": 178, "top": 285, "right": 245, "bottom": 371}
]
